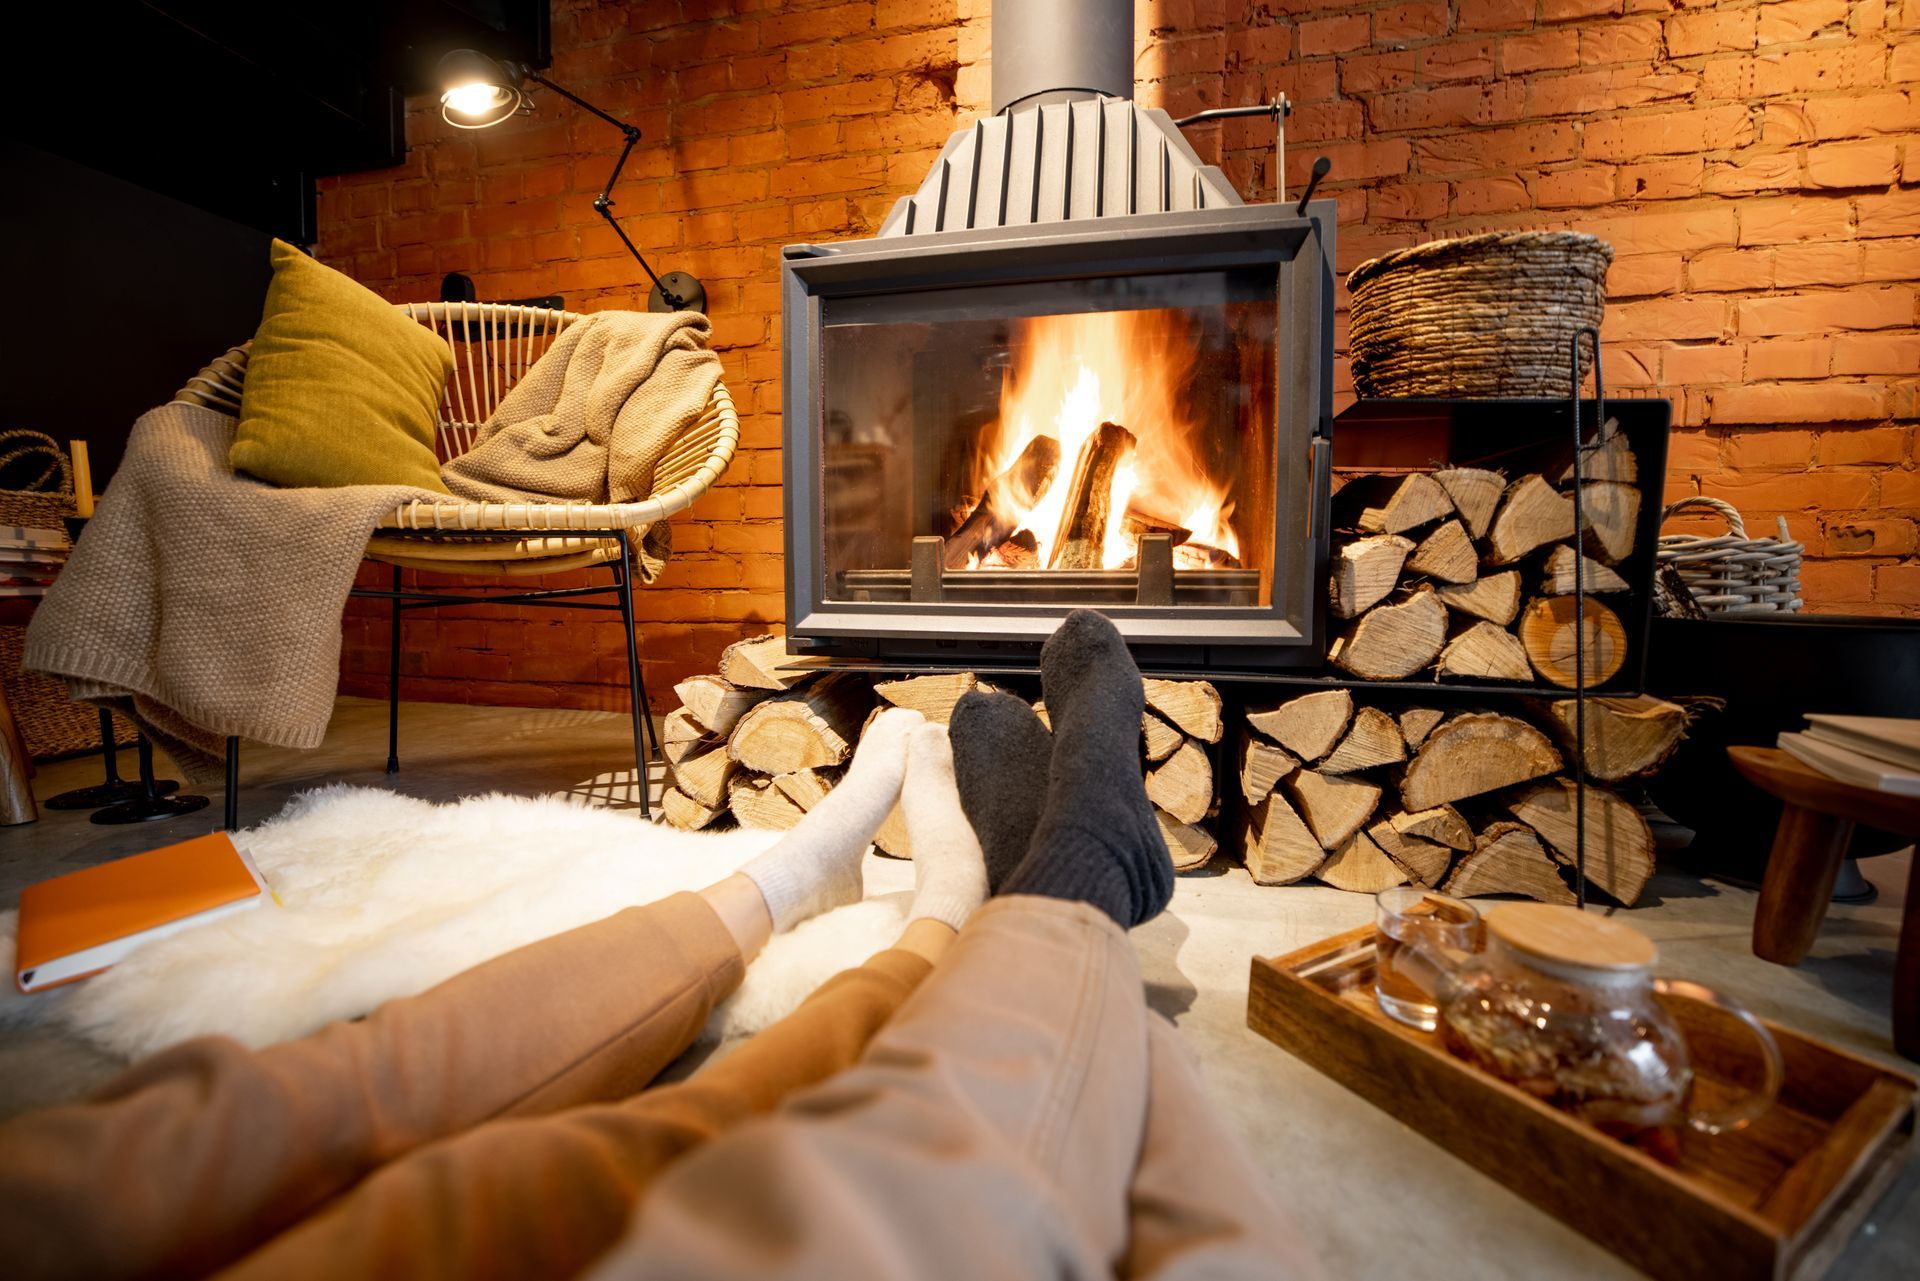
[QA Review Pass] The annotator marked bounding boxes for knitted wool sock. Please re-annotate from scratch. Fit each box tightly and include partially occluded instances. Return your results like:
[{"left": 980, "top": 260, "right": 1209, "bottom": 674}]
[
  {"left": 739, "top": 706, "right": 924, "bottom": 932},
  {"left": 1001, "top": 611, "right": 1173, "bottom": 928},
  {"left": 948, "top": 689, "right": 1053, "bottom": 893},
  {"left": 900, "top": 723, "right": 989, "bottom": 931}
]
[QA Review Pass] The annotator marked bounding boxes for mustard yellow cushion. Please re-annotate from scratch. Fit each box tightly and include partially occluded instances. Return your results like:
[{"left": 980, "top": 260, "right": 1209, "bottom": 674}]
[{"left": 231, "top": 240, "right": 453, "bottom": 493}]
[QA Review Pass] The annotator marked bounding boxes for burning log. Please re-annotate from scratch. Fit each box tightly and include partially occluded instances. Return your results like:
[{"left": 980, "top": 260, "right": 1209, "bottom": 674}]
[
  {"left": 1051, "top": 422, "right": 1137, "bottom": 570},
  {"left": 1173, "top": 542, "right": 1241, "bottom": 569},
  {"left": 1122, "top": 505, "right": 1192, "bottom": 549},
  {"left": 945, "top": 436, "right": 1062, "bottom": 570},
  {"left": 988, "top": 532, "right": 1041, "bottom": 569},
  {"left": 1399, "top": 712, "right": 1562, "bottom": 812}
]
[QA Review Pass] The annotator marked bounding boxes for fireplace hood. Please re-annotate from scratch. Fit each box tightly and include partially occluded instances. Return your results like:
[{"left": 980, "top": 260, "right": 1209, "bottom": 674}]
[{"left": 779, "top": 0, "right": 1336, "bottom": 669}]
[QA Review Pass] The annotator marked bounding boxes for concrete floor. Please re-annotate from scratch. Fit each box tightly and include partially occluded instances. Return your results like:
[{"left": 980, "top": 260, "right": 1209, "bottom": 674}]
[{"left": 1, "top": 696, "right": 1914, "bottom": 1279}]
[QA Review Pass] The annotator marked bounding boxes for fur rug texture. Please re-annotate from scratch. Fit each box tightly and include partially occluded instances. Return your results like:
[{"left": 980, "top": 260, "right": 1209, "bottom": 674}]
[{"left": 0, "top": 786, "right": 912, "bottom": 1063}]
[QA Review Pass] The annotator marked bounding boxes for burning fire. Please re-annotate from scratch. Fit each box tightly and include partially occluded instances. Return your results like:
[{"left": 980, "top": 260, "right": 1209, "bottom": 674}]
[{"left": 955, "top": 308, "right": 1241, "bottom": 572}]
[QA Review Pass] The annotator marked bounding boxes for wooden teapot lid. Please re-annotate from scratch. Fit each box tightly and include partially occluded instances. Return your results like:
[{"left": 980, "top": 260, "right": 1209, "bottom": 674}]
[{"left": 1484, "top": 903, "right": 1658, "bottom": 974}]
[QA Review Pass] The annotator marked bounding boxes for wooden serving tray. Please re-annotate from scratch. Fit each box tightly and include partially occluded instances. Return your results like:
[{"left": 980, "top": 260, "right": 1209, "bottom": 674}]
[{"left": 1249, "top": 925, "right": 1915, "bottom": 1281}]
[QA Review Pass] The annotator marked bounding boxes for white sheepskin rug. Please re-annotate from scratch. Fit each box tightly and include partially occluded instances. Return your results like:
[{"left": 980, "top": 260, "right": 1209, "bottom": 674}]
[{"left": 0, "top": 786, "right": 912, "bottom": 1063}]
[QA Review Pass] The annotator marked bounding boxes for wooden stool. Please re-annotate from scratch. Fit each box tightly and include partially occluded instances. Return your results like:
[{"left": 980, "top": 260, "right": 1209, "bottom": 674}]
[{"left": 1729, "top": 745, "right": 1920, "bottom": 1059}]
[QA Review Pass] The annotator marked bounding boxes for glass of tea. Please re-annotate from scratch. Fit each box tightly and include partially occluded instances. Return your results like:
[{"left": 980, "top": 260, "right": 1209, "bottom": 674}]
[{"left": 1374, "top": 887, "right": 1481, "bottom": 1031}]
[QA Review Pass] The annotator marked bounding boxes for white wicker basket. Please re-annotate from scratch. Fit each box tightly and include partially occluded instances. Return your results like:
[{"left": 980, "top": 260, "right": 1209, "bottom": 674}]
[{"left": 1657, "top": 496, "right": 1803, "bottom": 614}]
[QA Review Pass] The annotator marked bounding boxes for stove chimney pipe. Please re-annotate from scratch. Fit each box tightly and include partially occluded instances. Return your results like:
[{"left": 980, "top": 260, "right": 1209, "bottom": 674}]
[{"left": 991, "top": 0, "right": 1133, "bottom": 115}]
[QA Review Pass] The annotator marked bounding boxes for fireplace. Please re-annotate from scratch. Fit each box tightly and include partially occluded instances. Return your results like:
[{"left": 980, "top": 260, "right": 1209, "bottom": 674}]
[{"left": 779, "top": 2, "right": 1335, "bottom": 669}]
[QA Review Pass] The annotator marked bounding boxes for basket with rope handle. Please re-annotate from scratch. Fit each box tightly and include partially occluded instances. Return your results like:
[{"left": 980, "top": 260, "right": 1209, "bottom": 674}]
[
  {"left": 0, "top": 430, "right": 76, "bottom": 529},
  {"left": 1657, "top": 496, "right": 1803, "bottom": 614}
]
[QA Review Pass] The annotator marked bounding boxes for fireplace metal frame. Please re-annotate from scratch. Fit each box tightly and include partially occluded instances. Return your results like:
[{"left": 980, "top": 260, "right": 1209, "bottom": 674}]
[{"left": 780, "top": 200, "right": 1336, "bottom": 666}]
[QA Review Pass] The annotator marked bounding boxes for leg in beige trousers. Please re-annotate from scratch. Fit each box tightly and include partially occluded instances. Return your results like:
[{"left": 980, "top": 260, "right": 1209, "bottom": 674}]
[
  {"left": 589, "top": 895, "right": 1318, "bottom": 1281},
  {"left": 0, "top": 891, "right": 749, "bottom": 1281}
]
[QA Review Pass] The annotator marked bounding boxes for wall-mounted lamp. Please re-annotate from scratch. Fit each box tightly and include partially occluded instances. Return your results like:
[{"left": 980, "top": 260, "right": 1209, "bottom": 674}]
[{"left": 437, "top": 49, "right": 705, "bottom": 314}]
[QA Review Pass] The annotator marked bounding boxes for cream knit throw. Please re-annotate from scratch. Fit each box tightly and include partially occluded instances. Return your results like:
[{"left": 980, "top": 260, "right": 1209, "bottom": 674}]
[
  {"left": 442, "top": 310, "right": 722, "bottom": 579},
  {"left": 23, "top": 404, "right": 441, "bottom": 783}
]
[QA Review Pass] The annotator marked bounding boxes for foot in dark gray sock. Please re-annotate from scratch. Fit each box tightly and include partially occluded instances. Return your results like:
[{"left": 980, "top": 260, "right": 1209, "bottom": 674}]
[
  {"left": 949, "top": 689, "right": 1053, "bottom": 893},
  {"left": 1001, "top": 610, "right": 1173, "bottom": 928}
]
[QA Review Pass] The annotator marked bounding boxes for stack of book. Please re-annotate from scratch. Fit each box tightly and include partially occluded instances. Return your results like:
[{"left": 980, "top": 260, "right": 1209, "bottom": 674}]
[
  {"left": 0, "top": 524, "right": 70, "bottom": 599},
  {"left": 1778, "top": 715, "right": 1920, "bottom": 797}
]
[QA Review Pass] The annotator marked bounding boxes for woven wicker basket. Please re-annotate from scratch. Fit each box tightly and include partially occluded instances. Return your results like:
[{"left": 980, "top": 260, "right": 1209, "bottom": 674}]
[
  {"left": 0, "top": 627, "right": 133, "bottom": 758},
  {"left": 0, "top": 430, "right": 75, "bottom": 529},
  {"left": 1657, "top": 496, "right": 1803, "bottom": 614},
  {"left": 1346, "top": 231, "right": 1614, "bottom": 399}
]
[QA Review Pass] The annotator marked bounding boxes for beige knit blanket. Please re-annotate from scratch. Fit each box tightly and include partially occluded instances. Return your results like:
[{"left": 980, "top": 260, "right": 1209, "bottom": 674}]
[
  {"left": 443, "top": 310, "right": 722, "bottom": 579},
  {"left": 23, "top": 404, "right": 443, "bottom": 783}
]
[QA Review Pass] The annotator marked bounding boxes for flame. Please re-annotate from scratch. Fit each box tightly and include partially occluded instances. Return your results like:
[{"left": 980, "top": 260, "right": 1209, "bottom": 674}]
[{"left": 963, "top": 308, "right": 1239, "bottom": 570}]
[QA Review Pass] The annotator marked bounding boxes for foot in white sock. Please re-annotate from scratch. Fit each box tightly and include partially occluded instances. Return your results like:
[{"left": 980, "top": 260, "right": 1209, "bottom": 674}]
[
  {"left": 901, "top": 723, "right": 989, "bottom": 932},
  {"left": 740, "top": 706, "right": 924, "bottom": 932}
]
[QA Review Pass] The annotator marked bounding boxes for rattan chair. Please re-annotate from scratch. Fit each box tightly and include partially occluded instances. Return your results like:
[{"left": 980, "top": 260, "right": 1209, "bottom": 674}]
[{"left": 180, "top": 302, "right": 740, "bottom": 825}]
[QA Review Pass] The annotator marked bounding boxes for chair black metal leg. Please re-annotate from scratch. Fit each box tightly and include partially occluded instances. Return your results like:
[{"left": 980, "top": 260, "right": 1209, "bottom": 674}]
[
  {"left": 387, "top": 563, "right": 402, "bottom": 775},
  {"left": 615, "top": 536, "right": 652, "bottom": 820},
  {"left": 224, "top": 736, "right": 239, "bottom": 831},
  {"left": 91, "top": 734, "right": 208, "bottom": 825},
  {"left": 45, "top": 708, "right": 176, "bottom": 809}
]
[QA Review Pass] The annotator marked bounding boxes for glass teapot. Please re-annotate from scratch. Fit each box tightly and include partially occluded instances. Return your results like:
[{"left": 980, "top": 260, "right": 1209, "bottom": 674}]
[{"left": 1400, "top": 901, "right": 1784, "bottom": 1141}]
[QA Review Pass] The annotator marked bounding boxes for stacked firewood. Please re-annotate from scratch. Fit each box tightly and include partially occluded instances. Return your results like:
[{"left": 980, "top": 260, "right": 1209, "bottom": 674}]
[
  {"left": 1329, "top": 419, "right": 1641, "bottom": 689},
  {"left": 1237, "top": 687, "right": 1689, "bottom": 906}
]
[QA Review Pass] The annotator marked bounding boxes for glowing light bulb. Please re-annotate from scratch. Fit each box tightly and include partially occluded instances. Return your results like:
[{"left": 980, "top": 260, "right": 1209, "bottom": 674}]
[{"left": 444, "top": 82, "right": 507, "bottom": 118}]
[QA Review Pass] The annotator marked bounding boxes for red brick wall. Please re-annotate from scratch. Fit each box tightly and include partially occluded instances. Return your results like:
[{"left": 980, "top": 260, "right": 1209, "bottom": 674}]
[{"left": 321, "top": 0, "right": 1918, "bottom": 710}]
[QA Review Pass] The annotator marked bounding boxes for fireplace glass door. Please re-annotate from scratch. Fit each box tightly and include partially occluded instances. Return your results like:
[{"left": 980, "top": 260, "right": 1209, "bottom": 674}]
[{"left": 819, "top": 268, "right": 1278, "bottom": 611}]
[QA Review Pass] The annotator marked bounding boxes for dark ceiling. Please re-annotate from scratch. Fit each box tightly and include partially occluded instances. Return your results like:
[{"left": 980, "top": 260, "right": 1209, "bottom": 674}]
[{"left": 8, "top": 1, "right": 549, "bottom": 242}]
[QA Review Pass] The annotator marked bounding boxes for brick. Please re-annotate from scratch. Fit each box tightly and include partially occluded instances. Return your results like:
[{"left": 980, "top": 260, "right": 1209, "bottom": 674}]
[
  {"left": 1664, "top": 9, "right": 1758, "bottom": 55},
  {"left": 1542, "top": 0, "right": 1623, "bottom": 22},
  {"left": 1578, "top": 206, "right": 1738, "bottom": 254},
  {"left": 1712, "top": 382, "right": 1890, "bottom": 422},
  {"left": 1739, "top": 196, "right": 1853, "bottom": 245},
  {"left": 1833, "top": 333, "right": 1920, "bottom": 373},
  {"left": 1374, "top": 2, "right": 1450, "bottom": 44},
  {"left": 1666, "top": 429, "right": 1725, "bottom": 470},
  {"left": 1369, "top": 83, "right": 1526, "bottom": 130},
  {"left": 1662, "top": 343, "right": 1744, "bottom": 383},
  {"left": 1856, "top": 191, "right": 1920, "bottom": 238},
  {"left": 1459, "top": 0, "right": 1536, "bottom": 30},
  {"left": 1804, "top": 92, "right": 1920, "bottom": 139},
  {"left": 1737, "top": 287, "right": 1916, "bottom": 335},
  {"left": 1876, "top": 564, "right": 1920, "bottom": 605},
  {"left": 1534, "top": 165, "right": 1619, "bottom": 207},
  {"left": 1807, "top": 141, "right": 1901, "bottom": 188},
  {"left": 1584, "top": 106, "right": 1754, "bottom": 161},
  {"left": 1797, "top": 558, "right": 1877, "bottom": 605},
  {"left": 1824, "top": 519, "right": 1918, "bottom": 557},
  {"left": 1581, "top": 18, "right": 1663, "bottom": 63},
  {"left": 1745, "top": 337, "right": 1834, "bottom": 379},
  {"left": 1703, "top": 47, "right": 1884, "bottom": 99},
  {"left": 1723, "top": 425, "right": 1820, "bottom": 468},
  {"left": 1503, "top": 31, "right": 1582, "bottom": 73},
  {"left": 1603, "top": 296, "right": 1728, "bottom": 341},
  {"left": 1608, "top": 252, "right": 1684, "bottom": 296},
  {"left": 1370, "top": 181, "right": 1451, "bottom": 220},
  {"left": 1339, "top": 50, "right": 1419, "bottom": 93},
  {"left": 1756, "top": 0, "right": 1852, "bottom": 44},
  {"left": 1422, "top": 39, "right": 1498, "bottom": 81},
  {"left": 1618, "top": 157, "right": 1703, "bottom": 199},
  {"left": 1526, "top": 70, "right": 1615, "bottom": 118},
  {"left": 1703, "top": 470, "right": 1878, "bottom": 513},
  {"left": 1451, "top": 174, "right": 1535, "bottom": 213},
  {"left": 1703, "top": 152, "right": 1804, "bottom": 195},
  {"left": 1300, "top": 13, "right": 1371, "bottom": 55},
  {"left": 1414, "top": 123, "right": 1581, "bottom": 173},
  {"left": 1772, "top": 241, "right": 1863, "bottom": 287},
  {"left": 1819, "top": 425, "right": 1913, "bottom": 464}
]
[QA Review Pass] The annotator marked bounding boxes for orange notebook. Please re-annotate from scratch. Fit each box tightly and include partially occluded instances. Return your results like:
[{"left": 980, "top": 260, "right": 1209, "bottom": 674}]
[{"left": 15, "top": 832, "right": 267, "bottom": 993}]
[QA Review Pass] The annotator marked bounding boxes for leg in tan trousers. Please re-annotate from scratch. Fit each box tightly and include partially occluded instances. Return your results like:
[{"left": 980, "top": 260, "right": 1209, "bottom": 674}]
[
  {"left": 211, "top": 945, "right": 936, "bottom": 1281},
  {"left": 0, "top": 891, "right": 744, "bottom": 1281}
]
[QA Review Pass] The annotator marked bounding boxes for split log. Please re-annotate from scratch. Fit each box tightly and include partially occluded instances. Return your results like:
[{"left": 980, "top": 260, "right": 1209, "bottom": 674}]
[
  {"left": 1330, "top": 588, "right": 1447, "bottom": 681},
  {"left": 673, "top": 675, "right": 769, "bottom": 736},
  {"left": 1576, "top": 481, "right": 1640, "bottom": 563},
  {"left": 1122, "top": 504, "right": 1192, "bottom": 550},
  {"left": 1397, "top": 708, "right": 1445, "bottom": 750},
  {"left": 1405, "top": 520, "right": 1478, "bottom": 585},
  {"left": 663, "top": 709, "right": 720, "bottom": 766},
  {"left": 1318, "top": 829, "right": 1410, "bottom": 893},
  {"left": 872, "top": 803, "right": 913, "bottom": 859},
  {"left": 1319, "top": 706, "right": 1406, "bottom": 774},
  {"left": 1507, "top": 778, "right": 1656, "bottom": 907},
  {"left": 719, "top": 634, "right": 805, "bottom": 690},
  {"left": 728, "top": 672, "right": 873, "bottom": 773},
  {"left": 1541, "top": 544, "right": 1628, "bottom": 595},
  {"left": 875, "top": 672, "right": 981, "bottom": 725},
  {"left": 1400, "top": 712, "right": 1563, "bottom": 812},
  {"left": 1247, "top": 689, "right": 1352, "bottom": 762},
  {"left": 1388, "top": 805, "right": 1474, "bottom": 851},
  {"left": 1244, "top": 793, "right": 1328, "bottom": 885},
  {"left": 1051, "top": 422, "right": 1137, "bottom": 570},
  {"left": 1443, "top": 821, "right": 1576, "bottom": 905},
  {"left": 671, "top": 742, "right": 738, "bottom": 809},
  {"left": 1367, "top": 819, "right": 1452, "bottom": 888},
  {"left": 1158, "top": 811, "right": 1217, "bottom": 872},
  {"left": 1142, "top": 711, "right": 1184, "bottom": 762},
  {"left": 1486, "top": 475, "right": 1576, "bottom": 566},
  {"left": 1353, "top": 472, "right": 1455, "bottom": 535},
  {"left": 1288, "top": 769, "right": 1383, "bottom": 850},
  {"left": 1437, "top": 621, "right": 1533, "bottom": 683},
  {"left": 729, "top": 775, "right": 807, "bottom": 831},
  {"left": 990, "top": 535, "right": 1041, "bottom": 570},
  {"left": 1146, "top": 739, "right": 1213, "bottom": 826},
  {"left": 1240, "top": 735, "right": 1298, "bottom": 806},
  {"left": 661, "top": 787, "right": 728, "bottom": 831},
  {"left": 1436, "top": 570, "right": 1521, "bottom": 626},
  {"left": 1433, "top": 467, "right": 1505, "bottom": 540},
  {"left": 945, "top": 435, "right": 1062, "bottom": 568},
  {"left": 1330, "top": 534, "right": 1414, "bottom": 618},
  {"left": 1536, "top": 694, "right": 1689, "bottom": 782},
  {"left": 1558, "top": 418, "right": 1636, "bottom": 485},
  {"left": 1518, "top": 596, "right": 1628, "bottom": 689},
  {"left": 1143, "top": 678, "right": 1223, "bottom": 743},
  {"left": 772, "top": 767, "right": 840, "bottom": 812}
]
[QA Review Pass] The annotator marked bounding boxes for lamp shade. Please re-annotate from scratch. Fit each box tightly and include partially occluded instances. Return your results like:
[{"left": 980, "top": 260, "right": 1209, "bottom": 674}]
[{"left": 437, "top": 49, "right": 523, "bottom": 128}]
